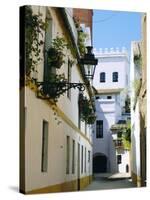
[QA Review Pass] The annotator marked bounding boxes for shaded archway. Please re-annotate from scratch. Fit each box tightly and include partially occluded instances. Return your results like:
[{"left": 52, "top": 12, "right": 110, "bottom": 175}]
[{"left": 93, "top": 153, "right": 107, "bottom": 173}]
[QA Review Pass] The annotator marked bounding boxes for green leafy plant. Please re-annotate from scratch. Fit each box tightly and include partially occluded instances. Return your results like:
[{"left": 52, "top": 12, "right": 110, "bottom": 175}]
[
  {"left": 42, "top": 73, "right": 68, "bottom": 102},
  {"left": 79, "top": 95, "right": 96, "bottom": 124},
  {"left": 124, "top": 95, "right": 131, "bottom": 113},
  {"left": 122, "top": 122, "right": 131, "bottom": 150},
  {"left": 25, "top": 6, "right": 47, "bottom": 76},
  {"left": 47, "top": 36, "right": 68, "bottom": 69},
  {"left": 74, "top": 18, "right": 88, "bottom": 56},
  {"left": 134, "top": 54, "right": 142, "bottom": 67},
  {"left": 78, "top": 31, "right": 88, "bottom": 56}
]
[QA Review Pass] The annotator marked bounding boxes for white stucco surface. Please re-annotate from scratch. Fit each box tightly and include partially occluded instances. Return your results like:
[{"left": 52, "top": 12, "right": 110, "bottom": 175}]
[{"left": 92, "top": 48, "right": 130, "bottom": 173}]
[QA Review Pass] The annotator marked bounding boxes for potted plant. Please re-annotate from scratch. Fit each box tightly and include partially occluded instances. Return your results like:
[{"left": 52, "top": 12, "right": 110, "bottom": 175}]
[
  {"left": 47, "top": 36, "right": 68, "bottom": 69},
  {"left": 42, "top": 73, "right": 67, "bottom": 102},
  {"left": 47, "top": 47, "right": 64, "bottom": 69}
]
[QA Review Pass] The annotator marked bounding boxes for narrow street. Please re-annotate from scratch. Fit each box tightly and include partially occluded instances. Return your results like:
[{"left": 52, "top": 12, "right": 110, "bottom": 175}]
[{"left": 82, "top": 173, "right": 136, "bottom": 191}]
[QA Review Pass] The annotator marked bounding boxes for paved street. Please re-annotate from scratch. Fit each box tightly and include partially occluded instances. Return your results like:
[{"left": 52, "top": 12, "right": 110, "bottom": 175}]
[{"left": 82, "top": 173, "right": 136, "bottom": 191}]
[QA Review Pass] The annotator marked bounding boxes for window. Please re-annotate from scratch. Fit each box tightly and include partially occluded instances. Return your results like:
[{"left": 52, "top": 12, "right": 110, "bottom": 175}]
[
  {"left": 88, "top": 150, "right": 90, "bottom": 162},
  {"left": 85, "top": 122, "right": 87, "bottom": 135},
  {"left": 117, "top": 132, "right": 122, "bottom": 138},
  {"left": 96, "top": 96, "right": 100, "bottom": 99},
  {"left": 66, "top": 136, "right": 70, "bottom": 174},
  {"left": 117, "top": 155, "right": 122, "bottom": 164},
  {"left": 44, "top": 13, "right": 54, "bottom": 81},
  {"left": 81, "top": 145, "right": 83, "bottom": 173},
  {"left": 107, "top": 96, "right": 112, "bottom": 99},
  {"left": 78, "top": 93, "right": 82, "bottom": 129},
  {"left": 84, "top": 147, "right": 86, "bottom": 173},
  {"left": 96, "top": 120, "right": 103, "bottom": 138},
  {"left": 41, "top": 120, "right": 49, "bottom": 172},
  {"left": 67, "top": 59, "right": 72, "bottom": 99},
  {"left": 100, "top": 72, "right": 105, "bottom": 82},
  {"left": 72, "top": 140, "right": 75, "bottom": 174},
  {"left": 112, "top": 72, "right": 118, "bottom": 82}
]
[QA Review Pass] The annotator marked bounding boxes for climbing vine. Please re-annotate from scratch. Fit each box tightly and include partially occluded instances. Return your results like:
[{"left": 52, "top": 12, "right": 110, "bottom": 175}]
[
  {"left": 74, "top": 18, "right": 88, "bottom": 56},
  {"left": 25, "top": 6, "right": 47, "bottom": 76}
]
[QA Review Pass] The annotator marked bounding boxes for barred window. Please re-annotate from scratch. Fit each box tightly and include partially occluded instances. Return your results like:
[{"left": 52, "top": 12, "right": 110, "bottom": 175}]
[
  {"left": 96, "top": 120, "right": 103, "bottom": 138},
  {"left": 117, "top": 155, "right": 122, "bottom": 164},
  {"left": 100, "top": 72, "right": 106, "bottom": 82},
  {"left": 66, "top": 136, "right": 70, "bottom": 174},
  {"left": 41, "top": 120, "right": 49, "bottom": 172},
  {"left": 112, "top": 72, "right": 118, "bottom": 82}
]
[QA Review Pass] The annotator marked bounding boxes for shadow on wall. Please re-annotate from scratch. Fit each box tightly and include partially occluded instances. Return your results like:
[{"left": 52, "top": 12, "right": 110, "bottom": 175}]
[
  {"left": 108, "top": 133, "right": 118, "bottom": 173},
  {"left": 131, "top": 129, "right": 137, "bottom": 181}
]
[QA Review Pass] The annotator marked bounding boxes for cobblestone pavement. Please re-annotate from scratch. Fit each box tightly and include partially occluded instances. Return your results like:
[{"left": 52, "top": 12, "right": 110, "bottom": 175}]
[{"left": 82, "top": 173, "right": 137, "bottom": 191}]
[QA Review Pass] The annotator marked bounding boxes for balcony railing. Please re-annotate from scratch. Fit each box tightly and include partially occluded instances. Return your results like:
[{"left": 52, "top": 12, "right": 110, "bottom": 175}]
[{"left": 113, "top": 139, "right": 123, "bottom": 148}]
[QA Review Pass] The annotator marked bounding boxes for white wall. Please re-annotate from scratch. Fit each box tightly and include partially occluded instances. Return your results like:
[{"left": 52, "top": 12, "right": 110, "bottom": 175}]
[
  {"left": 117, "top": 150, "right": 130, "bottom": 173},
  {"left": 131, "top": 100, "right": 141, "bottom": 178},
  {"left": 93, "top": 99, "right": 117, "bottom": 172},
  {"left": 25, "top": 87, "right": 93, "bottom": 191},
  {"left": 92, "top": 48, "right": 130, "bottom": 174},
  {"left": 93, "top": 50, "right": 129, "bottom": 91},
  {"left": 23, "top": 6, "right": 93, "bottom": 192},
  {"left": 130, "top": 42, "right": 141, "bottom": 178}
]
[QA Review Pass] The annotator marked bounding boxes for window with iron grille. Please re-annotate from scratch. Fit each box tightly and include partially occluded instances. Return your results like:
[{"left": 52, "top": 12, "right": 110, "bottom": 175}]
[
  {"left": 66, "top": 136, "right": 70, "bottom": 174},
  {"left": 96, "top": 120, "right": 103, "bottom": 138},
  {"left": 107, "top": 96, "right": 112, "bottom": 99},
  {"left": 88, "top": 150, "right": 90, "bottom": 162},
  {"left": 100, "top": 72, "right": 106, "bottom": 82},
  {"left": 84, "top": 147, "right": 86, "bottom": 173},
  {"left": 117, "top": 132, "right": 122, "bottom": 138},
  {"left": 44, "top": 14, "right": 54, "bottom": 81},
  {"left": 81, "top": 145, "right": 83, "bottom": 173},
  {"left": 112, "top": 72, "right": 118, "bottom": 82},
  {"left": 72, "top": 139, "right": 75, "bottom": 174},
  {"left": 117, "top": 155, "right": 122, "bottom": 164},
  {"left": 41, "top": 120, "right": 49, "bottom": 172}
]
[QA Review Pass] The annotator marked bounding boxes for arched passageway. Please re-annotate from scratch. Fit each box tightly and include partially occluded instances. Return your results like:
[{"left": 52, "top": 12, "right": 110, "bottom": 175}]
[{"left": 93, "top": 154, "right": 107, "bottom": 173}]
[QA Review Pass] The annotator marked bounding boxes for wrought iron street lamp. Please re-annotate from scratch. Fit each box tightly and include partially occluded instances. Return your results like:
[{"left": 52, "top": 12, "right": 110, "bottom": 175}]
[
  {"left": 80, "top": 46, "right": 98, "bottom": 80},
  {"left": 37, "top": 46, "right": 98, "bottom": 100}
]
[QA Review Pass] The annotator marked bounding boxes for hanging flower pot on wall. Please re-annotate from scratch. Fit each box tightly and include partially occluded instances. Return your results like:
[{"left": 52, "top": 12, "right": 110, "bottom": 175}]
[
  {"left": 46, "top": 36, "right": 68, "bottom": 69},
  {"left": 47, "top": 47, "right": 64, "bottom": 69}
]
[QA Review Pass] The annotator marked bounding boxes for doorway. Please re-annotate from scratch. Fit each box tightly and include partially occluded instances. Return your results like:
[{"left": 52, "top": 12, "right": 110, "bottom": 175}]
[{"left": 93, "top": 154, "right": 107, "bottom": 173}]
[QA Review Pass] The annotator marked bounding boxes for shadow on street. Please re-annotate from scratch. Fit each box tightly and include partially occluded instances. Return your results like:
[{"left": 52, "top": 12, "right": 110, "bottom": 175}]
[{"left": 82, "top": 173, "right": 137, "bottom": 191}]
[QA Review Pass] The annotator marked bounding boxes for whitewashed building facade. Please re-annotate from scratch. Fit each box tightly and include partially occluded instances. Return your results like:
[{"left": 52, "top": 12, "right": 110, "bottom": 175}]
[
  {"left": 20, "top": 6, "right": 94, "bottom": 194},
  {"left": 92, "top": 48, "right": 130, "bottom": 173},
  {"left": 130, "top": 41, "right": 142, "bottom": 186}
]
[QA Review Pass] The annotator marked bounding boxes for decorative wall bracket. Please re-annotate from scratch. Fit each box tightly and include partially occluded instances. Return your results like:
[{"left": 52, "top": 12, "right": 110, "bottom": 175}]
[{"left": 36, "top": 81, "right": 86, "bottom": 100}]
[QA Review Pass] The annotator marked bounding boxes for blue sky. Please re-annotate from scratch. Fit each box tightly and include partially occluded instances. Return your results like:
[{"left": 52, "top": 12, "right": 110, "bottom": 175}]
[{"left": 93, "top": 10, "right": 142, "bottom": 53}]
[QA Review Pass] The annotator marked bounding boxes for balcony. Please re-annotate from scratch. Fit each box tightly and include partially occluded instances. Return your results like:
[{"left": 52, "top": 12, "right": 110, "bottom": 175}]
[{"left": 113, "top": 139, "right": 123, "bottom": 149}]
